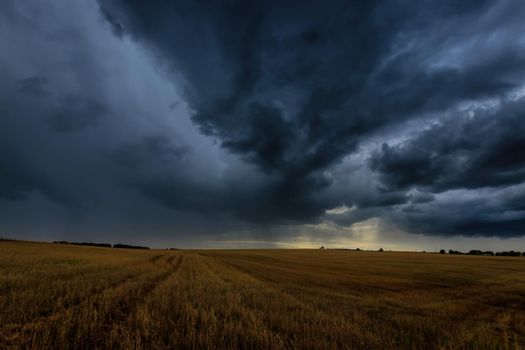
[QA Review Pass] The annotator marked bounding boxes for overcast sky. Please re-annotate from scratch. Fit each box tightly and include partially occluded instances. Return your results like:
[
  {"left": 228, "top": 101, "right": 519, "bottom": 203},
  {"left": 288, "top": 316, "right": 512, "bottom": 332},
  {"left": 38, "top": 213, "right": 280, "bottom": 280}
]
[{"left": 1, "top": 0, "right": 525, "bottom": 250}]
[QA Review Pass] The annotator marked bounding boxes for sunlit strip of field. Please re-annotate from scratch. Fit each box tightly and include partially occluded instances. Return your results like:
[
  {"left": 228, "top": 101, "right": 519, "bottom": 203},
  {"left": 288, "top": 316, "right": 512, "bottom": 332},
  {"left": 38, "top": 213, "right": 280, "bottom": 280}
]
[{"left": 1, "top": 241, "right": 524, "bottom": 349}]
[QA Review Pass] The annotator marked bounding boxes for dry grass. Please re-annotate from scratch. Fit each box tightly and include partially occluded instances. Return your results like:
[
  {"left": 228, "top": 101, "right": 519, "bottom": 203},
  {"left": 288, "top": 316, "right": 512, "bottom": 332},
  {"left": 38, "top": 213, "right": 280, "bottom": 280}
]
[{"left": 1, "top": 241, "right": 525, "bottom": 349}]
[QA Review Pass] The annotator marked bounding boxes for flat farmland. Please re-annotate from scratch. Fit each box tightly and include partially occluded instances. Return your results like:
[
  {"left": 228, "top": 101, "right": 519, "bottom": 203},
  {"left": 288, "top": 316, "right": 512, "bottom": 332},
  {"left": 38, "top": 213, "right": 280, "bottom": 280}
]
[{"left": 1, "top": 241, "right": 525, "bottom": 349}]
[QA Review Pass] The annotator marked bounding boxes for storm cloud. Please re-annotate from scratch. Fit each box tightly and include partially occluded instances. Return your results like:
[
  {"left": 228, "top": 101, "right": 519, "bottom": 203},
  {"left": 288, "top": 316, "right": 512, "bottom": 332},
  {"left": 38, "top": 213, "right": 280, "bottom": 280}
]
[{"left": 0, "top": 0, "right": 525, "bottom": 247}]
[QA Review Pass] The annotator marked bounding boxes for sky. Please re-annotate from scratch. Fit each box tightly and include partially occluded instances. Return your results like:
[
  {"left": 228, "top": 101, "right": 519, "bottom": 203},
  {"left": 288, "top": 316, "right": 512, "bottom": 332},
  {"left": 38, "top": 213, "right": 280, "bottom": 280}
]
[{"left": 1, "top": 0, "right": 525, "bottom": 250}]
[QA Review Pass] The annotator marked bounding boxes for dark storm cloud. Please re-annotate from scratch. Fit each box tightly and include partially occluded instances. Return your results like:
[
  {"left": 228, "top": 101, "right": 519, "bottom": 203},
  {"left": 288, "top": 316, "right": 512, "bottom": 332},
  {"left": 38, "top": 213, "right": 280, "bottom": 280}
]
[
  {"left": 370, "top": 99, "right": 525, "bottom": 192},
  {"left": 17, "top": 76, "right": 49, "bottom": 96},
  {"left": 99, "top": 8, "right": 124, "bottom": 38},
  {"left": 385, "top": 183, "right": 525, "bottom": 237},
  {"left": 97, "top": 0, "right": 525, "bottom": 238},
  {"left": 48, "top": 95, "right": 106, "bottom": 133},
  {"left": 0, "top": 149, "right": 51, "bottom": 201},
  {"left": 366, "top": 98, "right": 525, "bottom": 237},
  {"left": 112, "top": 135, "right": 191, "bottom": 168},
  {"left": 127, "top": 163, "right": 327, "bottom": 223},
  {"left": 0, "top": 131, "right": 69, "bottom": 205},
  {"left": 0, "top": 0, "right": 237, "bottom": 245},
  {"left": 99, "top": 0, "right": 515, "bottom": 185},
  {"left": 16, "top": 76, "right": 106, "bottom": 133}
]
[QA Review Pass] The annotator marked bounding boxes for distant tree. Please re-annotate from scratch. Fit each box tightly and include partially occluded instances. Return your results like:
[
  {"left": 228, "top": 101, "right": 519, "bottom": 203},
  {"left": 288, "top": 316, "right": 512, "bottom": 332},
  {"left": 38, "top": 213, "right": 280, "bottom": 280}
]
[
  {"left": 113, "top": 243, "right": 149, "bottom": 250},
  {"left": 378, "top": 248, "right": 384, "bottom": 252},
  {"left": 468, "top": 250, "right": 483, "bottom": 255},
  {"left": 484, "top": 251, "right": 494, "bottom": 256},
  {"left": 495, "top": 251, "right": 521, "bottom": 257},
  {"left": 53, "top": 240, "right": 111, "bottom": 248},
  {"left": 320, "top": 246, "right": 325, "bottom": 250},
  {"left": 355, "top": 248, "right": 361, "bottom": 251},
  {"left": 440, "top": 249, "right": 446, "bottom": 254}
]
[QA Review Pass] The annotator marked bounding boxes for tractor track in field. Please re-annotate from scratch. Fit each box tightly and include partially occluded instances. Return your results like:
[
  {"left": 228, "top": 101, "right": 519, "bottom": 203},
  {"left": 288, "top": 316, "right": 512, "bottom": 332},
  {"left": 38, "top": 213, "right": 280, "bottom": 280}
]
[
  {"left": 0, "top": 253, "right": 182, "bottom": 347},
  {"left": 106, "top": 254, "right": 184, "bottom": 325}
]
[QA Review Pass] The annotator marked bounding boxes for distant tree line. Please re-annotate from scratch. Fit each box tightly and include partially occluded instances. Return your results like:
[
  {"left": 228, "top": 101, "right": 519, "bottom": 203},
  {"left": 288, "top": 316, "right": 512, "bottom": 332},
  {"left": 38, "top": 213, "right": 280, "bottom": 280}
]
[
  {"left": 319, "top": 246, "right": 524, "bottom": 256},
  {"left": 441, "top": 249, "right": 523, "bottom": 257},
  {"left": 53, "top": 241, "right": 149, "bottom": 249},
  {"left": 319, "top": 247, "right": 393, "bottom": 252},
  {"left": 113, "top": 244, "right": 150, "bottom": 250},
  {"left": 319, "top": 247, "right": 360, "bottom": 251}
]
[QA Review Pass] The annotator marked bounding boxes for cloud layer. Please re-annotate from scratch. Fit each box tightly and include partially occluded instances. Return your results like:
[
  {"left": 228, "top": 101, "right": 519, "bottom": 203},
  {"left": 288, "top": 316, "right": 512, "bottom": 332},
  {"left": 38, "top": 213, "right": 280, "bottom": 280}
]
[{"left": 0, "top": 0, "right": 524, "bottom": 246}]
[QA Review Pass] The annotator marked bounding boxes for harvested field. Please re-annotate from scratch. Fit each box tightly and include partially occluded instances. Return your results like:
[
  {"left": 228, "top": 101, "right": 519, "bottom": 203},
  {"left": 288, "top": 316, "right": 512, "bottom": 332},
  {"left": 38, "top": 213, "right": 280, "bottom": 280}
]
[{"left": 1, "top": 241, "right": 525, "bottom": 349}]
